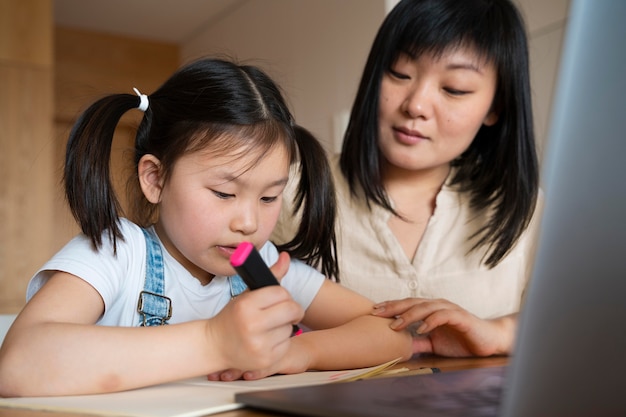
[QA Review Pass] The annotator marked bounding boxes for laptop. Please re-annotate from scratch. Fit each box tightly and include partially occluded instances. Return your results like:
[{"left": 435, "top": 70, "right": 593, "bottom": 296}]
[{"left": 236, "top": 0, "right": 626, "bottom": 415}]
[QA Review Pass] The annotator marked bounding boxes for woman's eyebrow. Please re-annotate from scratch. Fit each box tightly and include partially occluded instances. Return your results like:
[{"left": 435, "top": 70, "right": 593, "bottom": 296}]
[{"left": 446, "top": 61, "right": 485, "bottom": 74}]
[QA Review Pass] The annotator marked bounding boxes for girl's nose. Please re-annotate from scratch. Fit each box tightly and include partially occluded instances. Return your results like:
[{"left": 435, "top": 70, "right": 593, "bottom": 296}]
[{"left": 230, "top": 204, "right": 258, "bottom": 235}]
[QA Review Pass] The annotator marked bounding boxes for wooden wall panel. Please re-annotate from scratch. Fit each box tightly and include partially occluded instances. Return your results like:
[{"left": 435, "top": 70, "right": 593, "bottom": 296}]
[
  {"left": 0, "top": 67, "right": 55, "bottom": 313},
  {"left": 0, "top": 0, "right": 54, "bottom": 314},
  {"left": 55, "top": 27, "right": 180, "bottom": 123},
  {"left": 0, "top": 0, "right": 53, "bottom": 66}
]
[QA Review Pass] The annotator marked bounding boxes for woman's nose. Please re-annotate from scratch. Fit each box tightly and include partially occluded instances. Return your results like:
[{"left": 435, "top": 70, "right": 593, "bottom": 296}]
[{"left": 402, "top": 83, "right": 433, "bottom": 119}]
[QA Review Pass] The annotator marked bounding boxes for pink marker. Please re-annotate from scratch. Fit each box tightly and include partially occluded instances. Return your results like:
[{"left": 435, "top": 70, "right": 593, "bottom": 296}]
[{"left": 230, "top": 242, "right": 302, "bottom": 336}]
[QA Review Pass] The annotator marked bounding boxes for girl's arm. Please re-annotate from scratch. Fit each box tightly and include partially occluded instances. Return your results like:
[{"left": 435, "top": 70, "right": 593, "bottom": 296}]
[
  {"left": 300, "top": 280, "right": 414, "bottom": 369},
  {"left": 223, "top": 280, "right": 414, "bottom": 381},
  {"left": 0, "top": 272, "right": 302, "bottom": 397},
  {"left": 294, "top": 314, "right": 414, "bottom": 372}
]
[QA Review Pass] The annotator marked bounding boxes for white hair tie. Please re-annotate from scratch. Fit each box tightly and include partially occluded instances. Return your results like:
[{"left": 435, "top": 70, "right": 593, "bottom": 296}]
[{"left": 133, "top": 87, "right": 149, "bottom": 112}]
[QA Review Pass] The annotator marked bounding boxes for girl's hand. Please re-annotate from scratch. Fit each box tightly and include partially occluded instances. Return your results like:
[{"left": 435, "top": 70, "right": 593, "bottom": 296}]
[
  {"left": 206, "top": 251, "right": 305, "bottom": 381},
  {"left": 372, "top": 298, "right": 516, "bottom": 357},
  {"left": 207, "top": 284, "right": 304, "bottom": 375},
  {"left": 207, "top": 334, "right": 312, "bottom": 381}
]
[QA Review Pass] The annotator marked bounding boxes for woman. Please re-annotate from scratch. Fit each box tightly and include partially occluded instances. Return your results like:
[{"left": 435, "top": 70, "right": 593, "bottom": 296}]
[{"left": 273, "top": 0, "right": 542, "bottom": 357}]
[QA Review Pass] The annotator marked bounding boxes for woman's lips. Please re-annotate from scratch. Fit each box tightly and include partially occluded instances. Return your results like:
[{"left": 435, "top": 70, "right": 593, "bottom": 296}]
[{"left": 394, "top": 127, "right": 428, "bottom": 145}]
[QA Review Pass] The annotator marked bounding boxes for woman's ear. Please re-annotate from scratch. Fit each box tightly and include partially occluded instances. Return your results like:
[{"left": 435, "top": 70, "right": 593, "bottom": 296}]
[{"left": 138, "top": 154, "right": 164, "bottom": 204}]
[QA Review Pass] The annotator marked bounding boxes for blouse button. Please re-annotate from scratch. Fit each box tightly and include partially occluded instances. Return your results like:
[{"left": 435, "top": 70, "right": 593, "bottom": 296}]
[{"left": 407, "top": 280, "right": 418, "bottom": 290}]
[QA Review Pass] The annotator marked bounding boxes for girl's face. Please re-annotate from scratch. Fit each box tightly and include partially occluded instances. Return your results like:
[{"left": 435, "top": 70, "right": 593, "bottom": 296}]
[
  {"left": 149, "top": 141, "right": 290, "bottom": 284},
  {"left": 378, "top": 47, "right": 498, "bottom": 177}
]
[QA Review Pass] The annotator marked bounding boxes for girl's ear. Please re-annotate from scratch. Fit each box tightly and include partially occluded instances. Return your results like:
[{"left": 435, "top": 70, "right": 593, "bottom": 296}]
[
  {"left": 138, "top": 154, "right": 164, "bottom": 204},
  {"left": 483, "top": 109, "right": 499, "bottom": 127}
]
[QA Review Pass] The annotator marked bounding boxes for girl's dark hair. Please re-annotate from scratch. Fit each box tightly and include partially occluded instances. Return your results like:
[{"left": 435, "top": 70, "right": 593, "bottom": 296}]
[
  {"left": 64, "top": 57, "right": 338, "bottom": 278},
  {"left": 340, "top": 0, "right": 539, "bottom": 267}
]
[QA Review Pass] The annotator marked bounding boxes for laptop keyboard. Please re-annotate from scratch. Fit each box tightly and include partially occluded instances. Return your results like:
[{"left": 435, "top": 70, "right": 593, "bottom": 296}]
[
  {"left": 374, "top": 380, "right": 502, "bottom": 416},
  {"left": 435, "top": 386, "right": 502, "bottom": 416}
]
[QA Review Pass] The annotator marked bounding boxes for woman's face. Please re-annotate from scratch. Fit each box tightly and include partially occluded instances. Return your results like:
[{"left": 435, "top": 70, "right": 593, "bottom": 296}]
[{"left": 378, "top": 47, "right": 498, "bottom": 176}]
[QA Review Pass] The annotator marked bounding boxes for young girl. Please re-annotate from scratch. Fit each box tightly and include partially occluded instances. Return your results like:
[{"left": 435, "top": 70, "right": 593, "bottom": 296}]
[
  {"left": 273, "top": 0, "right": 542, "bottom": 357},
  {"left": 0, "top": 58, "right": 412, "bottom": 397}
]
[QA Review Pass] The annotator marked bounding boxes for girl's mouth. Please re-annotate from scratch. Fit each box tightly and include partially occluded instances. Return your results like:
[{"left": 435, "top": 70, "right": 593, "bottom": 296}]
[{"left": 216, "top": 245, "right": 238, "bottom": 258}]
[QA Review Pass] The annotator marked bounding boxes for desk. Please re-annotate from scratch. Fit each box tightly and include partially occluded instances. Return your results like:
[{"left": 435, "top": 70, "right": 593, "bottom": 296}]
[{"left": 0, "top": 355, "right": 508, "bottom": 417}]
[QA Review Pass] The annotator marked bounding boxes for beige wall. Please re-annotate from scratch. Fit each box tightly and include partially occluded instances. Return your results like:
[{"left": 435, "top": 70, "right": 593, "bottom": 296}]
[
  {"left": 182, "top": 0, "right": 387, "bottom": 154},
  {"left": 514, "top": 0, "right": 571, "bottom": 161}
]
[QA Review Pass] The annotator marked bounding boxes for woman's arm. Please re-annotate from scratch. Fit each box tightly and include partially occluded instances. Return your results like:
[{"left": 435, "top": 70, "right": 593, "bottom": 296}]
[{"left": 0, "top": 272, "right": 302, "bottom": 397}]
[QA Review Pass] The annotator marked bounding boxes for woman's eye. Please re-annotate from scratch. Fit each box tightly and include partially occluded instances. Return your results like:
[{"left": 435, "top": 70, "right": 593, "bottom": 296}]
[
  {"left": 388, "top": 69, "right": 410, "bottom": 80},
  {"left": 212, "top": 190, "right": 234, "bottom": 199},
  {"left": 261, "top": 196, "right": 278, "bottom": 203}
]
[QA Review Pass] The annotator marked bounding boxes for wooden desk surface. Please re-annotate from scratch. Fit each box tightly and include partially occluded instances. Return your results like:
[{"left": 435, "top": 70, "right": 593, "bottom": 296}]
[{"left": 0, "top": 355, "right": 508, "bottom": 417}]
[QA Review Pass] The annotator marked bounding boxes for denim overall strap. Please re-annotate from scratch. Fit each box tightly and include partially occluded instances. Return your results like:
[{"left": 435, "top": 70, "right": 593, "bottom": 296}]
[
  {"left": 137, "top": 228, "right": 172, "bottom": 326},
  {"left": 228, "top": 275, "right": 248, "bottom": 299}
]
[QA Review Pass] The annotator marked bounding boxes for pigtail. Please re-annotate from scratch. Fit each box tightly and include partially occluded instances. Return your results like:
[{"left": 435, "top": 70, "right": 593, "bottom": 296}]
[
  {"left": 64, "top": 93, "right": 140, "bottom": 252},
  {"left": 276, "top": 126, "right": 339, "bottom": 281}
]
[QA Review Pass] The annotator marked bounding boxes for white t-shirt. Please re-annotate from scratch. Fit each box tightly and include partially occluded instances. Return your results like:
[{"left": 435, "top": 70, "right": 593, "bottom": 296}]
[{"left": 27, "top": 218, "right": 325, "bottom": 327}]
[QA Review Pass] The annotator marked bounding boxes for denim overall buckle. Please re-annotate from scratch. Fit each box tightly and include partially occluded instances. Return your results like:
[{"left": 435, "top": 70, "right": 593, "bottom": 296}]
[
  {"left": 137, "top": 290, "right": 172, "bottom": 326},
  {"left": 139, "top": 228, "right": 171, "bottom": 326}
]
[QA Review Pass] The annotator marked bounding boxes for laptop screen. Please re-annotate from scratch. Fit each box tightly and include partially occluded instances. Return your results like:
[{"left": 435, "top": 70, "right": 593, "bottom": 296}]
[{"left": 500, "top": 0, "right": 626, "bottom": 415}]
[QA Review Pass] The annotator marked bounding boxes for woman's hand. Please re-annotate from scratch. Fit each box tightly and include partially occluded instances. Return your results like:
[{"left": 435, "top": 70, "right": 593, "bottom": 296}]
[{"left": 372, "top": 298, "right": 517, "bottom": 357}]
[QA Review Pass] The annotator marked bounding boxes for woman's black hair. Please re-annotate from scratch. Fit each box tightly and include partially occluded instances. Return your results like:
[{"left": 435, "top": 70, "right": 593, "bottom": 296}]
[
  {"left": 64, "top": 57, "right": 338, "bottom": 278},
  {"left": 340, "top": 0, "right": 539, "bottom": 267}
]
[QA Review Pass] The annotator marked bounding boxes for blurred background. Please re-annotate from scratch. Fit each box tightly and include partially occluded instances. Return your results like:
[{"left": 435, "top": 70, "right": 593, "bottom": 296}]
[{"left": 0, "top": 0, "right": 570, "bottom": 313}]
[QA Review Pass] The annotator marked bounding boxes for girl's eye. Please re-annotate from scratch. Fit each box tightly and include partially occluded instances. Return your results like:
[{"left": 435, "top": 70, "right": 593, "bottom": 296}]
[
  {"left": 444, "top": 87, "right": 470, "bottom": 96},
  {"left": 261, "top": 196, "right": 278, "bottom": 203},
  {"left": 212, "top": 190, "right": 234, "bottom": 199}
]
